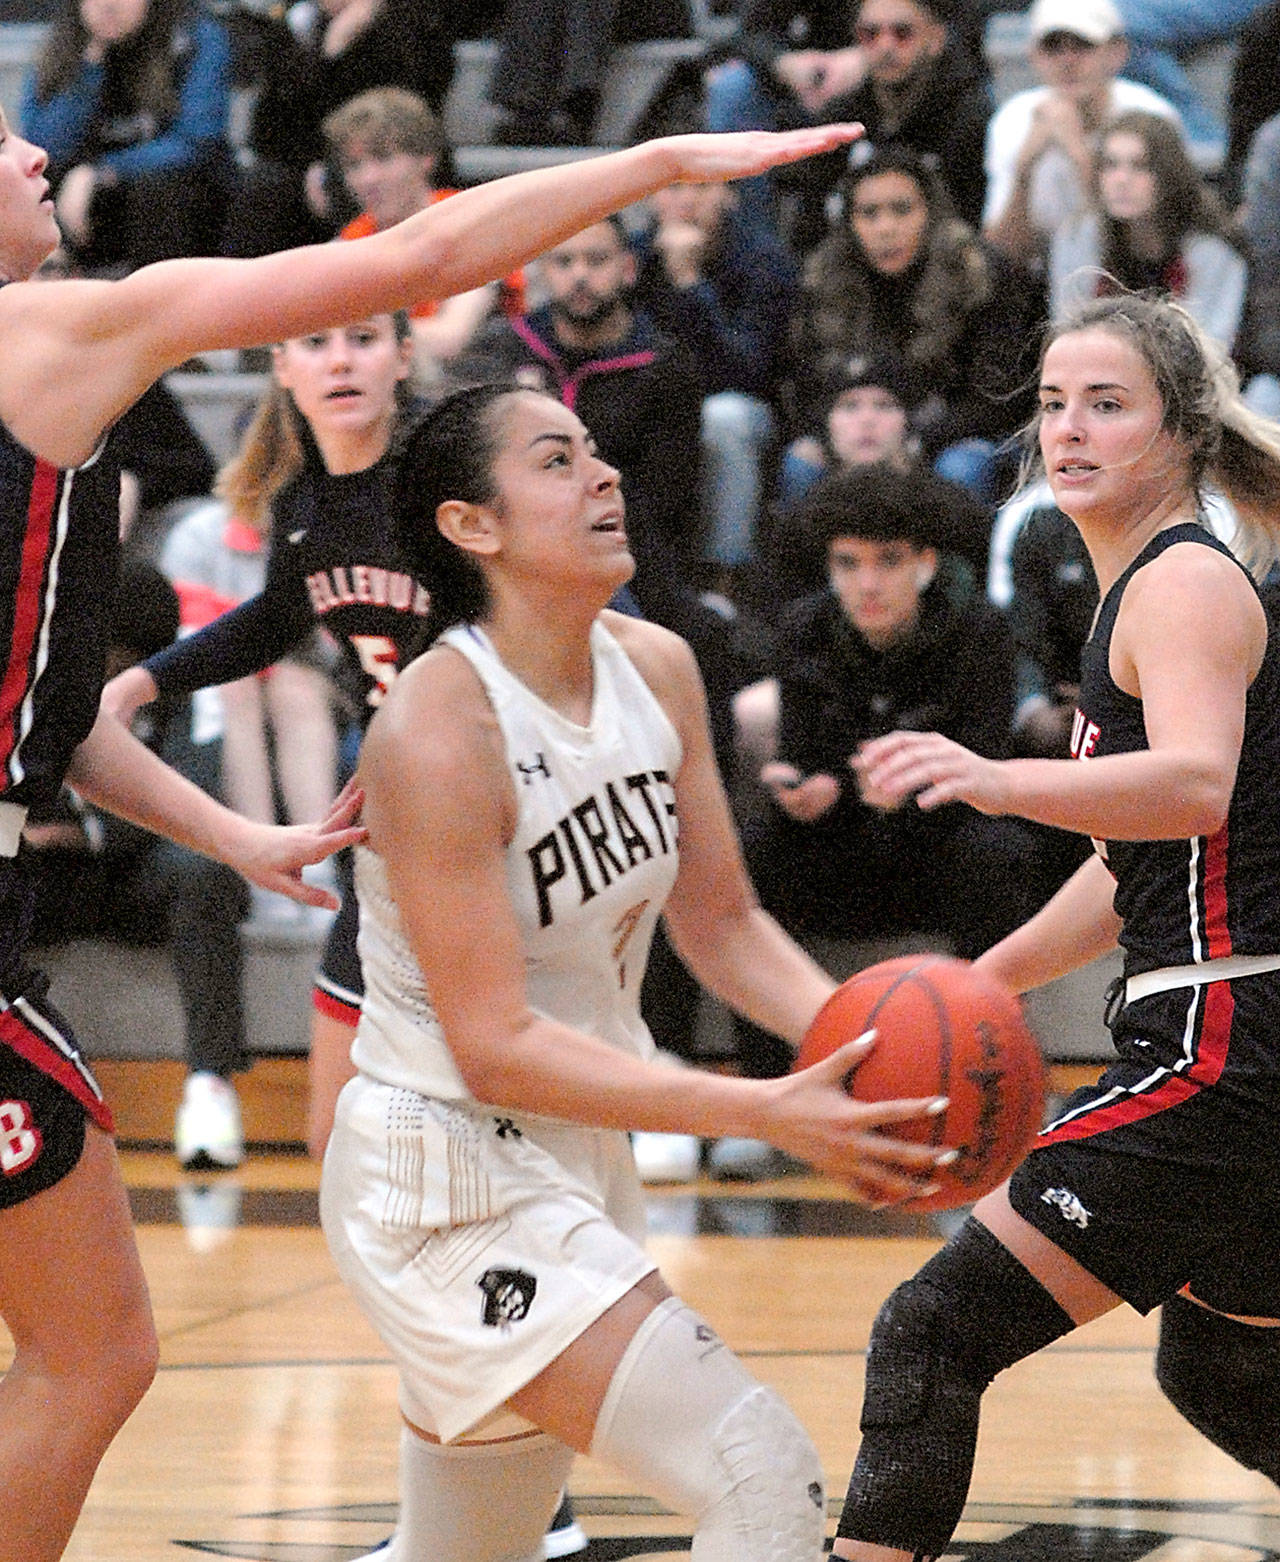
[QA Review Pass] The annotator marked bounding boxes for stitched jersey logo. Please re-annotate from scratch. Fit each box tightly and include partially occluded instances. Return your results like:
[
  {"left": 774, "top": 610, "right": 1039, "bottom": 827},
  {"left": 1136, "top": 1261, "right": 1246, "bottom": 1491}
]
[{"left": 1040, "top": 1186, "right": 1092, "bottom": 1229}]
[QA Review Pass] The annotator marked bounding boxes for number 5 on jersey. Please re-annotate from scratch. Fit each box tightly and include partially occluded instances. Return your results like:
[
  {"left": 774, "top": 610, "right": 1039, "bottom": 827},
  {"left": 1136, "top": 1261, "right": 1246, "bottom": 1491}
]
[{"left": 351, "top": 635, "right": 401, "bottom": 707}]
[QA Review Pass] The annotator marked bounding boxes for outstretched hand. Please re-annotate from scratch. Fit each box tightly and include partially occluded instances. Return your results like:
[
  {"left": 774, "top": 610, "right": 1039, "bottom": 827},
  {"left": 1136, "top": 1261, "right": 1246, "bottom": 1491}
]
[
  {"left": 660, "top": 124, "right": 863, "bottom": 184},
  {"left": 759, "top": 1031, "right": 953, "bottom": 1205},
  {"left": 232, "top": 778, "right": 367, "bottom": 907}
]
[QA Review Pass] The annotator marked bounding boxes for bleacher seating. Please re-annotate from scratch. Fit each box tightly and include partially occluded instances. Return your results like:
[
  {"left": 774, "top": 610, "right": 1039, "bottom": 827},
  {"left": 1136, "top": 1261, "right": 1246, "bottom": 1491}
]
[
  {"left": 34, "top": 921, "right": 326, "bottom": 1062},
  {"left": 164, "top": 368, "right": 266, "bottom": 465},
  {"left": 1, "top": 18, "right": 1239, "bottom": 175}
]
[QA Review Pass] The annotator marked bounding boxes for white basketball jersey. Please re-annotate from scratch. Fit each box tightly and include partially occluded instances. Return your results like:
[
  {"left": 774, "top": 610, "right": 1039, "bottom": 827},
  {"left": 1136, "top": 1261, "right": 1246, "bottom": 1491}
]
[{"left": 352, "top": 618, "right": 684, "bottom": 1100}]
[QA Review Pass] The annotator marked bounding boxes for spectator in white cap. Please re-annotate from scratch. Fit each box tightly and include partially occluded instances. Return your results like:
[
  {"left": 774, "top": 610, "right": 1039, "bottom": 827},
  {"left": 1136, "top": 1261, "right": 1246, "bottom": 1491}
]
[{"left": 982, "top": 0, "right": 1182, "bottom": 271}]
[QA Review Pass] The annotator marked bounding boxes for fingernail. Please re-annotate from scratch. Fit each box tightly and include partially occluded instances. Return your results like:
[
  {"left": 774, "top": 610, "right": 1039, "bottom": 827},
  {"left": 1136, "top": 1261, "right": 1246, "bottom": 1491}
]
[
  {"left": 918, "top": 1183, "right": 943, "bottom": 1199},
  {"left": 927, "top": 1096, "right": 949, "bottom": 1114},
  {"left": 935, "top": 1149, "right": 960, "bottom": 1166},
  {"left": 856, "top": 1028, "right": 877, "bottom": 1047}
]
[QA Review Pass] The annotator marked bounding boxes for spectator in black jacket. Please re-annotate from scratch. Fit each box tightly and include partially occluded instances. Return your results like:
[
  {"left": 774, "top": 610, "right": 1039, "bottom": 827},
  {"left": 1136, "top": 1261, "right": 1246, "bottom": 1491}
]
[
  {"left": 729, "top": 464, "right": 1039, "bottom": 1080},
  {"left": 633, "top": 178, "right": 799, "bottom": 587},
  {"left": 1224, "top": 0, "right": 1280, "bottom": 205},
  {"left": 707, "top": 0, "right": 991, "bottom": 249},
  {"left": 487, "top": 0, "right": 692, "bottom": 147},
  {"left": 1235, "top": 108, "right": 1280, "bottom": 417}
]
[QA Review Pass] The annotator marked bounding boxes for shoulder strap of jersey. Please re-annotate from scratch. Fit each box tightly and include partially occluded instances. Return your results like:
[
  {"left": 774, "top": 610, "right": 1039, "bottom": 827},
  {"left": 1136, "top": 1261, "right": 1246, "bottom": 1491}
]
[{"left": 1092, "top": 521, "right": 1231, "bottom": 647}]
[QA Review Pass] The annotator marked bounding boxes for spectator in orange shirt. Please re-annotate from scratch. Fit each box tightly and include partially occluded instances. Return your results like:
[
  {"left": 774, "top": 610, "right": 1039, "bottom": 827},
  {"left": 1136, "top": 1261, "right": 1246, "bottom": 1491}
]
[{"left": 323, "top": 87, "right": 525, "bottom": 383}]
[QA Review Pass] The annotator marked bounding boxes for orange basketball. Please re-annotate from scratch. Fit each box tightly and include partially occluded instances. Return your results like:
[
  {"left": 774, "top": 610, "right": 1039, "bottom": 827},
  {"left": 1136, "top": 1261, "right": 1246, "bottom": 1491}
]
[{"left": 794, "top": 955, "right": 1046, "bottom": 1211}]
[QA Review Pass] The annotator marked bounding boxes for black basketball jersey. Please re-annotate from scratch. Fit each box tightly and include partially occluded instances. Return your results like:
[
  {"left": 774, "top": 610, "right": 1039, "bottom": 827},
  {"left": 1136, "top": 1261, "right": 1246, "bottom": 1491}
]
[
  {"left": 1074, "top": 522, "right": 1280, "bottom": 975},
  {"left": 0, "top": 418, "right": 120, "bottom": 811},
  {"left": 270, "top": 457, "right": 430, "bottom": 723},
  {"left": 147, "top": 452, "right": 430, "bottom": 729}
]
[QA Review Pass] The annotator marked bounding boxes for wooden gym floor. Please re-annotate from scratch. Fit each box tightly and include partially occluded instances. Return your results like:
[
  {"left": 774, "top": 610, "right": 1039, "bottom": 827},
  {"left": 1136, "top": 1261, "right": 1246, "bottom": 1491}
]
[{"left": 9, "top": 1059, "right": 1280, "bottom": 1562}]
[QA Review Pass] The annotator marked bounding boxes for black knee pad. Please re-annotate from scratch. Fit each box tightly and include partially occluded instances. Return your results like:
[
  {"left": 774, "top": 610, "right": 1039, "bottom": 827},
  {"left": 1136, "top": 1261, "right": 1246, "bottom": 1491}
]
[
  {"left": 1157, "top": 1294, "right": 1280, "bottom": 1484},
  {"left": 837, "top": 1219, "right": 1074, "bottom": 1560}
]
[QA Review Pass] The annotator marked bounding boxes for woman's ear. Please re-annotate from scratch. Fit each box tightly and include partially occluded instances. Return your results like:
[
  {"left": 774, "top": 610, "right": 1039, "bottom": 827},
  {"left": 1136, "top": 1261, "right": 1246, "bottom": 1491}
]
[
  {"left": 436, "top": 498, "right": 500, "bottom": 558},
  {"left": 915, "top": 547, "right": 938, "bottom": 591}
]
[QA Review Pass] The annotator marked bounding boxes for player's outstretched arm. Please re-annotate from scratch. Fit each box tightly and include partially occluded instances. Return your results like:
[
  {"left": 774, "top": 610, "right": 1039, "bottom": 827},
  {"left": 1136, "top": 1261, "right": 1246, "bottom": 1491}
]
[
  {"left": 9, "top": 127, "right": 863, "bottom": 464},
  {"left": 65, "top": 709, "right": 365, "bottom": 905}
]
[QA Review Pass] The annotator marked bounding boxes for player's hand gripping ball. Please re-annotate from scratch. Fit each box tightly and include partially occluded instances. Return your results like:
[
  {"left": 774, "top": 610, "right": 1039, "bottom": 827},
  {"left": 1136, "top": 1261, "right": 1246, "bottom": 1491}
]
[{"left": 795, "top": 955, "right": 1046, "bottom": 1210}]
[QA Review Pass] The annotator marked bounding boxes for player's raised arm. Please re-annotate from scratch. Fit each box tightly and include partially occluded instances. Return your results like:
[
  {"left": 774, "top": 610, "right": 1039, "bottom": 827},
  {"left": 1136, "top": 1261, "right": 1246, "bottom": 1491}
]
[{"left": 3, "top": 125, "right": 862, "bottom": 462}]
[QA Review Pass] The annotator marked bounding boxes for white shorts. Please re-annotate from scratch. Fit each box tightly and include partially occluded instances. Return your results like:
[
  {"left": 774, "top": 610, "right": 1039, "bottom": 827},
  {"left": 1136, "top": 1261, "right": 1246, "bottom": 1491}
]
[{"left": 320, "top": 1074, "right": 657, "bottom": 1443}]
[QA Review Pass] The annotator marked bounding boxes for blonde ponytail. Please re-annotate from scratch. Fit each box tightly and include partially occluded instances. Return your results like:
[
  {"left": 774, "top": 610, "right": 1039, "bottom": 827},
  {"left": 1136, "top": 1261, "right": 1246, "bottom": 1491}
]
[{"left": 214, "top": 380, "right": 306, "bottom": 536}]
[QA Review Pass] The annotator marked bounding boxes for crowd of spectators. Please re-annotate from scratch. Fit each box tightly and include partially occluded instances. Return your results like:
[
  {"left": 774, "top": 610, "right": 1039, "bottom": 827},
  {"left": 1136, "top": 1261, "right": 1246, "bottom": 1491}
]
[{"left": 9, "top": 0, "right": 1280, "bottom": 1176}]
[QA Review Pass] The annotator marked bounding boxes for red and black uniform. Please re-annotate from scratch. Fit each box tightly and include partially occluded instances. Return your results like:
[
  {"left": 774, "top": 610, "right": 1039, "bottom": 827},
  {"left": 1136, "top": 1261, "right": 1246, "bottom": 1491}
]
[
  {"left": 143, "top": 449, "right": 431, "bottom": 1024},
  {"left": 0, "top": 420, "right": 121, "bottom": 1205},
  {"left": 1009, "top": 522, "right": 1280, "bottom": 1315}
]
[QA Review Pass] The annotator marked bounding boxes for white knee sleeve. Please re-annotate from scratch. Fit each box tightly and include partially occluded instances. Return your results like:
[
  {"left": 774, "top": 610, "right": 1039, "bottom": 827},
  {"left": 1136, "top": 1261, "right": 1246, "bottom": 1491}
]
[
  {"left": 589, "top": 1296, "right": 826, "bottom": 1562},
  {"left": 390, "top": 1422, "right": 574, "bottom": 1562}
]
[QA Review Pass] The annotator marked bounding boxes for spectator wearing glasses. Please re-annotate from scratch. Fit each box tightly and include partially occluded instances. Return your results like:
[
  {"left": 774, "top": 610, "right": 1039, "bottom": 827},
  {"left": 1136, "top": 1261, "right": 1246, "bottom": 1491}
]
[
  {"left": 793, "top": 0, "right": 992, "bottom": 249},
  {"left": 706, "top": 0, "right": 990, "bottom": 248},
  {"left": 982, "top": 0, "right": 1181, "bottom": 273}
]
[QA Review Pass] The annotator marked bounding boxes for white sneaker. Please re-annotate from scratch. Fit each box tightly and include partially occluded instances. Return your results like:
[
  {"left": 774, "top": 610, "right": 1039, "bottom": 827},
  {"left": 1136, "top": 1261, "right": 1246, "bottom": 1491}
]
[
  {"left": 175, "top": 1072, "right": 244, "bottom": 1170},
  {"left": 546, "top": 1492, "right": 588, "bottom": 1556},
  {"left": 631, "top": 1131, "right": 702, "bottom": 1184}
]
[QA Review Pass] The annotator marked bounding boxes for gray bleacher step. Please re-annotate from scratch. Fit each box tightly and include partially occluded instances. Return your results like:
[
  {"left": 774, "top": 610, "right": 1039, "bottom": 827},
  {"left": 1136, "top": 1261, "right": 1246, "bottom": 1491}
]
[
  {"left": 34, "top": 928, "right": 325, "bottom": 1061},
  {"left": 445, "top": 36, "right": 708, "bottom": 160},
  {"left": 165, "top": 368, "right": 268, "bottom": 466}
]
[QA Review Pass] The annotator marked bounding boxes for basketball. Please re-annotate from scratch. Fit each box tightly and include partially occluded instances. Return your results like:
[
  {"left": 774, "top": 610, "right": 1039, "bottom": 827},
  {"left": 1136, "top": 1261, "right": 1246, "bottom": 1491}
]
[{"left": 795, "top": 955, "right": 1046, "bottom": 1210}]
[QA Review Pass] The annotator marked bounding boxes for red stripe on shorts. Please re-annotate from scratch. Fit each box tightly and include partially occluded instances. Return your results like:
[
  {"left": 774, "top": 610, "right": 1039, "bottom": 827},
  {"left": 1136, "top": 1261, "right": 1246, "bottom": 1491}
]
[
  {"left": 0, "top": 1007, "right": 114, "bottom": 1133},
  {"left": 313, "top": 986, "right": 361, "bottom": 1026},
  {"left": 1041, "top": 976, "right": 1235, "bottom": 1145}
]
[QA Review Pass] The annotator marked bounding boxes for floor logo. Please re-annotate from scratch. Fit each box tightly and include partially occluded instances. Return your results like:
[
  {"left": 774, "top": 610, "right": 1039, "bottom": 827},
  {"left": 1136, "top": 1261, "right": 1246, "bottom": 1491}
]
[{"left": 172, "top": 1496, "right": 1280, "bottom": 1560}]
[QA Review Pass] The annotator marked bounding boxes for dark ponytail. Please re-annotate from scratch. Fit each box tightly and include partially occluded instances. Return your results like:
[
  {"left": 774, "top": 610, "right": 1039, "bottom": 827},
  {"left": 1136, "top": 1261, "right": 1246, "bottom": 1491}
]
[{"left": 393, "top": 382, "right": 524, "bottom": 648}]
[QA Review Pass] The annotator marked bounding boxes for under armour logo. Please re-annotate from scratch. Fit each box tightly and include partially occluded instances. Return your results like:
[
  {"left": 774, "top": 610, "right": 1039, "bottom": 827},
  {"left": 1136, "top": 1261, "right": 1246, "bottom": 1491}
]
[
  {"left": 515, "top": 753, "right": 551, "bottom": 784},
  {"left": 477, "top": 1268, "right": 537, "bottom": 1328},
  {"left": 493, "top": 1117, "right": 522, "bottom": 1139},
  {"left": 288, "top": 528, "right": 307, "bottom": 544}
]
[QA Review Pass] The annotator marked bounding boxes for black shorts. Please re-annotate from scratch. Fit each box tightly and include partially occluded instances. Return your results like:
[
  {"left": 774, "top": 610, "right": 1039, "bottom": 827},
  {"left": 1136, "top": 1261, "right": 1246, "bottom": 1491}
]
[
  {"left": 1010, "top": 976, "right": 1280, "bottom": 1316},
  {"left": 0, "top": 980, "right": 114, "bottom": 1210},
  {"left": 313, "top": 888, "right": 362, "bottom": 1026}
]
